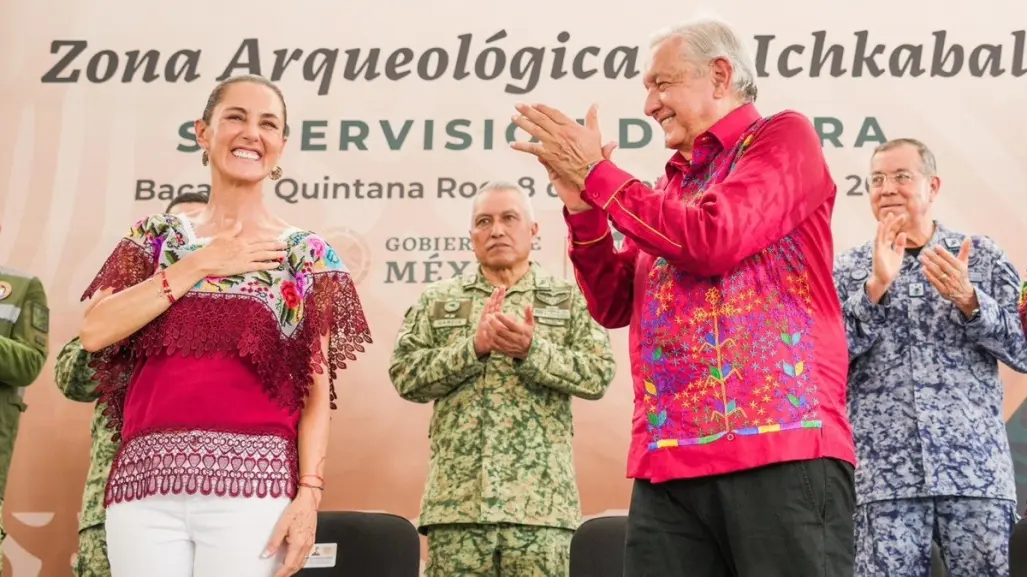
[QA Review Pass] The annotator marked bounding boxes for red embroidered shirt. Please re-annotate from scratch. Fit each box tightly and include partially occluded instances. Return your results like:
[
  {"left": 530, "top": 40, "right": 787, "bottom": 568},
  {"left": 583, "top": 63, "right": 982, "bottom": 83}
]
[
  {"left": 565, "top": 104, "right": 855, "bottom": 483},
  {"left": 82, "top": 214, "right": 371, "bottom": 505}
]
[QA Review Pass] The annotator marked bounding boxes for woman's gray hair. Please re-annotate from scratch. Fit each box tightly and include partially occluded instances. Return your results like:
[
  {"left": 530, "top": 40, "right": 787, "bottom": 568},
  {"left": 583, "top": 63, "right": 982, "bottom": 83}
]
[{"left": 650, "top": 18, "right": 759, "bottom": 103}]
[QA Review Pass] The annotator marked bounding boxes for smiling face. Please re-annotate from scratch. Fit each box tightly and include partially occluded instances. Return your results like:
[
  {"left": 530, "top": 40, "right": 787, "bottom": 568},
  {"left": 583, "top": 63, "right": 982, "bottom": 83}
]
[
  {"left": 642, "top": 36, "right": 740, "bottom": 155},
  {"left": 194, "top": 80, "right": 288, "bottom": 185},
  {"left": 868, "top": 142, "right": 940, "bottom": 227}
]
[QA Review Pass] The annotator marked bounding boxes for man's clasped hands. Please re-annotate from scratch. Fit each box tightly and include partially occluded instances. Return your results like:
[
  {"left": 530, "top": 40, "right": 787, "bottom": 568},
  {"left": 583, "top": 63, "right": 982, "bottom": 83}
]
[{"left": 473, "top": 288, "right": 535, "bottom": 361}]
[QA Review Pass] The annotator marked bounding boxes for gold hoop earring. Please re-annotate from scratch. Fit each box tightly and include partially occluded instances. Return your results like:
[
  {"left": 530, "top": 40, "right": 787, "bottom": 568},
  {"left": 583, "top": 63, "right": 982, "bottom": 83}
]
[
  {"left": 270, "top": 166, "right": 283, "bottom": 181},
  {"left": 201, "top": 151, "right": 209, "bottom": 166}
]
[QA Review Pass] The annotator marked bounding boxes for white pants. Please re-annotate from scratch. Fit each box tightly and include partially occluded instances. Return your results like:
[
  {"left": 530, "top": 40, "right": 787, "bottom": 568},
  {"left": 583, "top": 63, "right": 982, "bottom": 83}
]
[{"left": 105, "top": 493, "right": 291, "bottom": 577}]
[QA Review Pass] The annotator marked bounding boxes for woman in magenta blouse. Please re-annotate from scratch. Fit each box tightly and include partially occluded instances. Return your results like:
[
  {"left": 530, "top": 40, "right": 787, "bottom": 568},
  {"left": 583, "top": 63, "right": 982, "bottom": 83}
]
[{"left": 78, "top": 74, "right": 371, "bottom": 577}]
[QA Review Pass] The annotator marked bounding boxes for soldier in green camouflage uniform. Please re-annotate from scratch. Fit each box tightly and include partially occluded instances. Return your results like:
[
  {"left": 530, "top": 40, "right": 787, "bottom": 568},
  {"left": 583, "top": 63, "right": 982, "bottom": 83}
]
[
  {"left": 0, "top": 266, "right": 49, "bottom": 572},
  {"left": 389, "top": 182, "right": 617, "bottom": 576},
  {"left": 55, "top": 337, "right": 116, "bottom": 577}
]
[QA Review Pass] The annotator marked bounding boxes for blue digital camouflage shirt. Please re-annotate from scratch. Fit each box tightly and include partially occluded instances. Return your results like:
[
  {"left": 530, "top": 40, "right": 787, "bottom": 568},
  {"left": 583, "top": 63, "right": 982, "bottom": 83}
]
[{"left": 834, "top": 221, "right": 1027, "bottom": 505}]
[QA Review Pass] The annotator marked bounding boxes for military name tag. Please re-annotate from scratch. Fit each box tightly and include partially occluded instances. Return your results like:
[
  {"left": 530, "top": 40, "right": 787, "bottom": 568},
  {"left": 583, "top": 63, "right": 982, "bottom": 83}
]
[
  {"left": 909, "top": 282, "right": 925, "bottom": 297},
  {"left": 536, "top": 317, "right": 566, "bottom": 327},
  {"left": 30, "top": 302, "right": 49, "bottom": 333},
  {"left": 432, "top": 318, "right": 468, "bottom": 328},
  {"left": 535, "top": 306, "right": 571, "bottom": 320},
  {"left": 430, "top": 299, "right": 472, "bottom": 329}
]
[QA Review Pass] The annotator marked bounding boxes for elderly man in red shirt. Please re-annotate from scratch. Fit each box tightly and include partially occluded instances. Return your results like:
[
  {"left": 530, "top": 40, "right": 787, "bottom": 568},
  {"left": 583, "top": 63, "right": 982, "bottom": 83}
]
[{"left": 511, "top": 17, "right": 856, "bottom": 577}]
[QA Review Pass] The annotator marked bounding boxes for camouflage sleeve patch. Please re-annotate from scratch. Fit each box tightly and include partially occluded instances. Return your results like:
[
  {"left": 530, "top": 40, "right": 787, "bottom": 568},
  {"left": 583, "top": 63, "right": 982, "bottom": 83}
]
[
  {"left": 30, "top": 301, "right": 48, "bottom": 334},
  {"left": 23, "top": 280, "right": 49, "bottom": 356}
]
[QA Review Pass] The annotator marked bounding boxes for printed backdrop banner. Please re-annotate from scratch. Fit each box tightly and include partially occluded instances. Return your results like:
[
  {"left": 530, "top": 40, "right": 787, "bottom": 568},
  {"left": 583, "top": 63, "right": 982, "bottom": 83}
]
[{"left": 2, "top": 0, "right": 1027, "bottom": 574}]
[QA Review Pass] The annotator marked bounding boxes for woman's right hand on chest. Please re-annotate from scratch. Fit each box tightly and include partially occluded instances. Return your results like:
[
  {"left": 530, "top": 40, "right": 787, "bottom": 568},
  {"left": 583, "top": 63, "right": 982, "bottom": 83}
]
[{"left": 195, "top": 221, "right": 289, "bottom": 278}]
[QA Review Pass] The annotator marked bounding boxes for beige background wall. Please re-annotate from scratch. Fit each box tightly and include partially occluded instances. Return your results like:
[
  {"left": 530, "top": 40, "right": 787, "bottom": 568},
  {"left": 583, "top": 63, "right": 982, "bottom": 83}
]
[{"left": 1, "top": 1, "right": 1026, "bottom": 573}]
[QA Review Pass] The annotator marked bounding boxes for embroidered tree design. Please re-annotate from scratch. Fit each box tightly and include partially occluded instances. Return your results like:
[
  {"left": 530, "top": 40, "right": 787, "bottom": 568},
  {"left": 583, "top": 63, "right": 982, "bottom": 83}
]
[{"left": 689, "top": 287, "right": 747, "bottom": 433}]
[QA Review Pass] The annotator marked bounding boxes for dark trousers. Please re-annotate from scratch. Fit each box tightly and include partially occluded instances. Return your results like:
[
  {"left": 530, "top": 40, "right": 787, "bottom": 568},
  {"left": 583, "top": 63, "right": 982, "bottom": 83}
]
[{"left": 624, "top": 458, "right": 855, "bottom": 577}]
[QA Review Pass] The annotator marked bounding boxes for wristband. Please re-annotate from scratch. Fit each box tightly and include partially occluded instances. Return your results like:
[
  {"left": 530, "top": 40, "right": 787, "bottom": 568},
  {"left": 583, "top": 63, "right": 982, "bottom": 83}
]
[{"left": 157, "top": 270, "right": 176, "bottom": 304}]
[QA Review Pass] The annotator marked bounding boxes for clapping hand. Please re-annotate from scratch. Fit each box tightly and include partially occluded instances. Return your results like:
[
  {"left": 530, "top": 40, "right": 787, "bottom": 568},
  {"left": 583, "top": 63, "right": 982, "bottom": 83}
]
[
  {"left": 473, "top": 288, "right": 506, "bottom": 357},
  {"left": 510, "top": 103, "right": 612, "bottom": 208},
  {"left": 920, "top": 237, "right": 978, "bottom": 317},
  {"left": 485, "top": 306, "right": 535, "bottom": 360},
  {"left": 866, "top": 213, "right": 907, "bottom": 304}
]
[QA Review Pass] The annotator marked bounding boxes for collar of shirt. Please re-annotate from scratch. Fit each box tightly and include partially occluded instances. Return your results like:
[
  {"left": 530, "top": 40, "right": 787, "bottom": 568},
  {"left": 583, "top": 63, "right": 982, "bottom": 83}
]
[
  {"left": 465, "top": 261, "right": 546, "bottom": 294},
  {"left": 663, "top": 103, "right": 762, "bottom": 178},
  {"left": 897, "top": 221, "right": 975, "bottom": 274},
  {"left": 916, "top": 221, "right": 963, "bottom": 256}
]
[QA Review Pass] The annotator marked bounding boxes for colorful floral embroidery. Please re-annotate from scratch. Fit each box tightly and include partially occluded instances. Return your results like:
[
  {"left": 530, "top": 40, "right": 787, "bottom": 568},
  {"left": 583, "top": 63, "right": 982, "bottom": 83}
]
[
  {"left": 640, "top": 114, "right": 822, "bottom": 451},
  {"left": 642, "top": 239, "right": 822, "bottom": 450},
  {"left": 81, "top": 215, "right": 372, "bottom": 440},
  {"left": 169, "top": 229, "right": 348, "bottom": 329}
]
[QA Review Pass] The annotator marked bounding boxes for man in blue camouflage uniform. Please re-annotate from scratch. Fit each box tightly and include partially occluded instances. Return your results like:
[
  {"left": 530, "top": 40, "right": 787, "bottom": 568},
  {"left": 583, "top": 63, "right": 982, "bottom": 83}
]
[{"left": 835, "top": 138, "right": 1027, "bottom": 576}]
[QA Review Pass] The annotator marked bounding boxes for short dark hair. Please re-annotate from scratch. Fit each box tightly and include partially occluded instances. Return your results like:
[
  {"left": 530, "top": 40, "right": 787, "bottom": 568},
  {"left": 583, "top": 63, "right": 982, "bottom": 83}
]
[
  {"left": 201, "top": 74, "right": 290, "bottom": 137},
  {"left": 165, "top": 192, "right": 209, "bottom": 213}
]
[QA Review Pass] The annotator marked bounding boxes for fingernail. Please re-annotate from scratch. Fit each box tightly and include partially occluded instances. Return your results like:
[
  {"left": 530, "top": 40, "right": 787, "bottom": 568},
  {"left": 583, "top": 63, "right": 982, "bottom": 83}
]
[{"left": 261, "top": 550, "right": 271, "bottom": 558}]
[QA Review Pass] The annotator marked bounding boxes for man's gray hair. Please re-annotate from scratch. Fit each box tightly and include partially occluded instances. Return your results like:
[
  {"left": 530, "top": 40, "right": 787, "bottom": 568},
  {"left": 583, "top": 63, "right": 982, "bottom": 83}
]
[
  {"left": 470, "top": 180, "right": 536, "bottom": 222},
  {"left": 650, "top": 18, "right": 759, "bottom": 103},
  {"left": 871, "top": 138, "right": 938, "bottom": 177}
]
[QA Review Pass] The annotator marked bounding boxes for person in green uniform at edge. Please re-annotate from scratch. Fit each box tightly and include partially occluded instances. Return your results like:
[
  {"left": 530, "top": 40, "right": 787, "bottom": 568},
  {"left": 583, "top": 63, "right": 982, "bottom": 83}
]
[
  {"left": 54, "top": 192, "right": 208, "bottom": 577},
  {"left": 389, "top": 181, "right": 618, "bottom": 577},
  {"left": 0, "top": 234, "right": 50, "bottom": 574}
]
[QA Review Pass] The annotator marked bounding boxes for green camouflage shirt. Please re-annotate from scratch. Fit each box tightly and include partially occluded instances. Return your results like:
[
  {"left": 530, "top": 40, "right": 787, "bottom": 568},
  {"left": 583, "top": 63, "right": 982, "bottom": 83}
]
[
  {"left": 54, "top": 337, "right": 117, "bottom": 531},
  {"left": 0, "top": 266, "right": 49, "bottom": 546},
  {"left": 389, "top": 263, "right": 617, "bottom": 533}
]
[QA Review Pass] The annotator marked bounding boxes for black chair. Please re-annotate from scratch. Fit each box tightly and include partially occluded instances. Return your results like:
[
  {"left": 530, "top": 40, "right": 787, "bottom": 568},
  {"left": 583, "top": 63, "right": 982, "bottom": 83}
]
[
  {"left": 296, "top": 511, "right": 421, "bottom": 577},
  {"left": 569, "top": 516, "right": 627, "bottom": 577},
  {"left": 1011, "top": 516, "right": 1027, "bottom": 577}
]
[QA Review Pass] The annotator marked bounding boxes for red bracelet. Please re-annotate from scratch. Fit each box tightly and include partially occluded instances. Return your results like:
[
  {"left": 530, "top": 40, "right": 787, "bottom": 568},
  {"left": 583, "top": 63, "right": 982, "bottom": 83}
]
[
  {"left": 298, "top": 481, "right": 324, "bottom": 491},
  {"left": 158, "top": 270, "right": 176, "bottom": 304}
]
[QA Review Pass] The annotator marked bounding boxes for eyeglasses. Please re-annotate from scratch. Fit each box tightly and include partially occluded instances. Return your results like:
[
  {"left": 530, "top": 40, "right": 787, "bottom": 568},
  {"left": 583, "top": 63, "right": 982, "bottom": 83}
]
[{"left": 868, "top": 172, "right": 915, "bottom": 189}]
